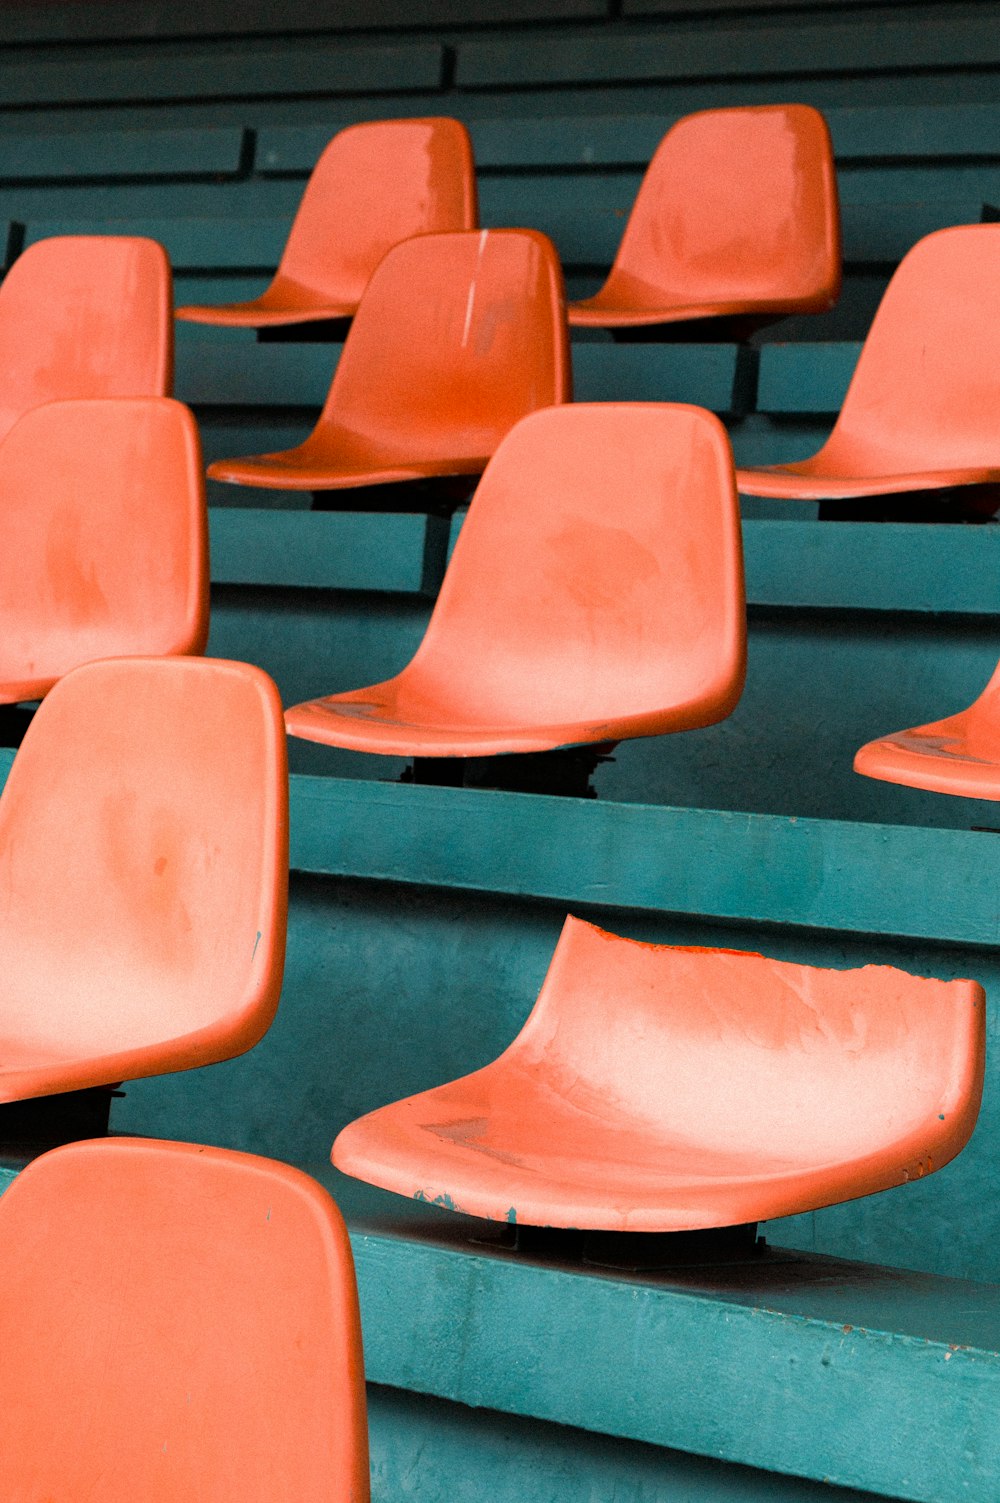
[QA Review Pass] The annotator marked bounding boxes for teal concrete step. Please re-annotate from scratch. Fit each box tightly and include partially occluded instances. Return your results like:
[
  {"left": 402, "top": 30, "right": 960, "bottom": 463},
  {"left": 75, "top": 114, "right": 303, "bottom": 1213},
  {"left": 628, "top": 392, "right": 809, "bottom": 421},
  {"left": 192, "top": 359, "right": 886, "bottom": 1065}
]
[
  {"left": 281, "top": 779, "right": 1000, "bottom": 946},
  {"left": 175, "top": 338, "right": 749, "bottom": 411},
  {"left": 455, "top": 13, "right": 1000, "bottom": 89},
  {"left": 208, "top": 509, "right": 1000, "bottom": 617},
  {"left": 0, "top": 755, "right": 995, "bottom": 944},
  {"left": 258, "top": 103, "right": 1000, "bottom": 173},
  {"left": 210, "top": 510, "right": 450, "bottom": 595},
  {"left": 24, "top": 215, "right": 289, "bottom": 269},
  {"left": 0, "top": 39, "right": 445, "bottom": 108},
  {"left": 626, "top": 0, "right": 994, "bottom": 15},
  {"left": 0, "top": 179, "right": 302, "bottom": 221},
  {"left": 0, "top": 0, "right": 608, "bottom": 47},
  {"left": 367, "top": 1384, "right": 887, "bottom": 1503},
  {"left": 329, "top": 1171, "right": 1000, "bottom": 1503},
  {"left": 0, "top": 125, "right": 247, "bottom": 182},
  {"left": 757, "top": 343, "right": 861, "bottom": 414},
  {"left": 7, "top": 70, "right": 1000, "bottom": 139}
]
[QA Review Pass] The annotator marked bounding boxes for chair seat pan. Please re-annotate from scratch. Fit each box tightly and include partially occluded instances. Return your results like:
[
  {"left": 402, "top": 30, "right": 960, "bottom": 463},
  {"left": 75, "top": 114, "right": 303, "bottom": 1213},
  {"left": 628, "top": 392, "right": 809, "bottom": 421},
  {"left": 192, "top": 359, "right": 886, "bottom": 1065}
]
[
  {"left": 176, "top": 298, "right": 354, "bottom": 327},
  {"left": 209, "top": 437, "right": 488, "bottom": 491},
  {"left": 285, "top": 693, "right": 623, "bottom": 757},
  {"left": 0, "top": 1033, "right": 173, "bottom": 1104},
  {"left": 333, "top": 1068, "right": 902, "bottom": 1232},
  {"left": 568, "top": 295, "right": 804, "bottom": 327},
  {"left": 735, "top": 463, "right": 1000, "bottom": 500},
  {"left": 0, "top": 674, "right": 56, "bottom": 704},
  {"left": 177, "top": 271, "right": 355, "bottom": 327},
  {"left": 854, "top": 712, "right": 1000, "bottom": 799}
]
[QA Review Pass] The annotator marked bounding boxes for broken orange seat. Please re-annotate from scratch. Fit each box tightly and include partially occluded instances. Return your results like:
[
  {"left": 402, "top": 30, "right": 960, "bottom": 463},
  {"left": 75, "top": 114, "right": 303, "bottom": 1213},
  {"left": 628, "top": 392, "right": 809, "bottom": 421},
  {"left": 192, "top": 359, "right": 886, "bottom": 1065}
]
[
  {"left": 568, "top": 104, "right": 840, "bottom": 333},
  {"left": 855, "top": 656, "right": 1000, "bottom": 799},
  {"left": 207, "top": 228, "right": 569, "bottom": 494},
  {"left": 0, "top": 656, "right": 287, "bottom": 1107},
  {"left": 333, "top": 915, "right": 984, "bottom": 1231},
  {"left": 0, "top": 398, "right": 207, "bottom": 706},
  {"left": 177, "top": 116, "right": 477, "bottom": 330},
  {"left": 284, "top": 402, "right": 745, "bottom": 759},
  {"left": 736, "top": 225, "right": 1000, "bottom": 507},
  {"left": 0, "top": 1138, "right": 367, "bottom": 1503},
  {"left": 0, "top": 235, "right": 172, "bottom": 446}
]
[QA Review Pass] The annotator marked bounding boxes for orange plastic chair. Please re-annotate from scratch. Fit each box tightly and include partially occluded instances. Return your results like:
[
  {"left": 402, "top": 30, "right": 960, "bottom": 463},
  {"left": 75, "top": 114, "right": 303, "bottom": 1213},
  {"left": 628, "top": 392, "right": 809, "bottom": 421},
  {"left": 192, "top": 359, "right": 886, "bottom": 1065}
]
[
  {"left": 737, "top": 225, "right": 1000, "bottom": 508},
  {"left": 0, "top": 398, "right": 208, "bottom": 707},
  {"left": 0, "top": 1137, "right": 368, "bottom": 1503},
  {"left": 0, "top": 235, "right": 172, "bottom": 446},
  {"left": 333, "top": 915, "right": 985, "bottom": 1231},
  {"left": 0, "top": 656, "right": 287, "bottom": 1113},
  {"left": 176, "top": 117, "right": 478, "bottom": 330},
  {"left": 285, "top": 403, "right": 745, "bottom": 759},
  {"left": 208, "top": 229, "right": 570, "bottom": 495},
  {"left": 568, "top": 105, "right": 840, "bottom": 335},
  {"left": 854, "top": 657, "right": 1000, "bottom": 799}
]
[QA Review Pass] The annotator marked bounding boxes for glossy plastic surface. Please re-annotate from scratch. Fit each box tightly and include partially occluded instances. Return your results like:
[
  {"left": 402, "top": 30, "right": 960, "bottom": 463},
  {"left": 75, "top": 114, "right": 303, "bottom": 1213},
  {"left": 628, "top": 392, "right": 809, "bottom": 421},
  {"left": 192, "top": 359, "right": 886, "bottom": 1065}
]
[
  {"left": 0, "top": 236, "right": 172, "bottom": 444},
  {"left": 0, "top": 657, "right": 288, "bottom": 1104},
  {"left": 177, "top": 117, "right": 477, "bottom": 327},
  {"left": 0, "top": 1138, "right": 368, "bottom": 1503},
  {"left": 209, "top": 228, "right": 569, "bottom": 492},
  {"left": 285, "top": 403, "right": 745, "bottom": 756},
  {"left": 855, "top": 656, "right": 1000, "bottom": 799},
  {"left": 334, "top": 915, "right": 985, "bottom": 1230},
  {"left": 0, "top": 398, "right": 208, "bottom": 704},
  {"left": 737, "top": 226, "right": 1000, "bottom": 501},
  {"left": 568, "top": 105, "right": 840, "bottom": 329}
]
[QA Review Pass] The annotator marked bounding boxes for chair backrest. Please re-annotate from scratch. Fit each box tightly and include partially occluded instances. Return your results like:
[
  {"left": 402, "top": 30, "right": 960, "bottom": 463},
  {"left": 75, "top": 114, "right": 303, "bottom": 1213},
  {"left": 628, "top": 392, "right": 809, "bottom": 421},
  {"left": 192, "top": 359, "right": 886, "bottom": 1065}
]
[
  {"left": 323, "top": 229, "right": 570, "bottom": 461},
  {"left": 0, "top": 656, "right": 287, "bottom": 1101},
  {"left": 607, "top": 104, "right": 840, "bottom": 311},
  {"left": 510, "top": 916, "right": 983, "bottom": 1171},
  {"left": 276, "top": 116, "right": 478, "bottom": 306},
  {"left": 0, "top": 398, "right": 208, "bottom": 701},
  {"left": 399, "top": 403, "right": 745, "bottom": 732},
  {"left": 0, "top": 236, "right": 172, "bottom": 444},
  {"left": 0, "top": 1138, "right": 368, "bottom": 1503},
  {"left": 817, "top": 224, "right": 1000, "bottom": 471}
]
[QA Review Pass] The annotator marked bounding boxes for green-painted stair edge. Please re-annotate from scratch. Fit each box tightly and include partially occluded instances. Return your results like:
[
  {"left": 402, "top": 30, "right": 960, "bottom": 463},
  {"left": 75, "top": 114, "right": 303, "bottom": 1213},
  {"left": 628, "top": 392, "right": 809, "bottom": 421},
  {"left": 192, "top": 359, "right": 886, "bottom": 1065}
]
[
  {"left": 6, "top": 752, "right": 1000, "bottom": 945},
  {"left": 285, "top": 777, "right": 1000, "bottom": 947},
  {"left": 346, "top": 1206, "right": 1000, "bottom": 1503},
  {"left": 0, "top": 749, "right": 992, "bottom": 951},
  {"left": 209, "top": 508, "right": 1000, "bottom": 614}
]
